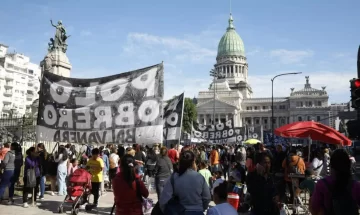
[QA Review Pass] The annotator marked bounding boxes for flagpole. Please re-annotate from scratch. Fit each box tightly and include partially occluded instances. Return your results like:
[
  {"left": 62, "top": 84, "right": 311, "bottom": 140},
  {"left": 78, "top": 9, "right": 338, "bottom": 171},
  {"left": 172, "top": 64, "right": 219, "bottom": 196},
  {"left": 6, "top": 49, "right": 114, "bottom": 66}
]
[{"left": 179, "top": 92, "right": 185, "bottom": 145}]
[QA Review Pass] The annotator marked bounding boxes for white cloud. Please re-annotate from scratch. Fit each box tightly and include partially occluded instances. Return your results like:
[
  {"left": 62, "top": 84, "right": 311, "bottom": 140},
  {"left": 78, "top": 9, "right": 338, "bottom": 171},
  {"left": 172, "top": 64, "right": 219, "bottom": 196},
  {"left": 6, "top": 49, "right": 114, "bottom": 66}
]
[
  {"left": 270, "top": 49, "right": 314, "bottom": 64},
  {"left": 80, "top": 30, "right": 92, "bottom": 37},
  {"left": 124, "top": 33, "right": 216, "bottom": 63},
  {"left": 249, "top": 71, "right": 353, "bottom": 103}
]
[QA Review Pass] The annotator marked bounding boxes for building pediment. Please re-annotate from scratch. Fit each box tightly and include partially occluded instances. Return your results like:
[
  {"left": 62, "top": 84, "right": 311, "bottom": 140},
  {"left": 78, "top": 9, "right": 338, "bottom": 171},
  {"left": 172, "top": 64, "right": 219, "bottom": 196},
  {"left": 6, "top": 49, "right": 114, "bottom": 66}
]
[{"left": 197, "top": 98, "right": 238, "bottom": 110}]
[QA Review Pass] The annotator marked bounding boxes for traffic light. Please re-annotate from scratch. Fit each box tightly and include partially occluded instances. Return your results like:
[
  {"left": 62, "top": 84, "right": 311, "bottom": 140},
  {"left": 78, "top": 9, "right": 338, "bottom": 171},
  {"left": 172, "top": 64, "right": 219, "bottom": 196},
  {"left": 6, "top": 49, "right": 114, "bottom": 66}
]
[
  {"left": 350, "top": 78, "right": 360, "bottom": 109},
  {"left": 346, "top": 120, "right": 360, "bottom": 139}
]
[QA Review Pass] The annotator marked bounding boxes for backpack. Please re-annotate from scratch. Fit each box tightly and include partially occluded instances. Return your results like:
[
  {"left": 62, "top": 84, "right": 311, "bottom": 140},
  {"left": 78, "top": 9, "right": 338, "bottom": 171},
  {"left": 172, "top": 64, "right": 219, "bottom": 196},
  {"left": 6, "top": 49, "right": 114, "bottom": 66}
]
[
  {"left": 322, "top": 179, "right": 359, "bottom": 215},
  {"left": 287, "top": 156, "right": 301, "bottom": 174}
]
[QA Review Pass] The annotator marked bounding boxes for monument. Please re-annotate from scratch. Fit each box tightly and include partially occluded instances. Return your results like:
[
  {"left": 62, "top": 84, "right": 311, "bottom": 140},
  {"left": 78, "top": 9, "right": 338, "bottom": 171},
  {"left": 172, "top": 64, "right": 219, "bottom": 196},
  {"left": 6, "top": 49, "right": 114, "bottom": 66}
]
[{"left": 40, "top": 20, "right": 72, "bottom": 77}]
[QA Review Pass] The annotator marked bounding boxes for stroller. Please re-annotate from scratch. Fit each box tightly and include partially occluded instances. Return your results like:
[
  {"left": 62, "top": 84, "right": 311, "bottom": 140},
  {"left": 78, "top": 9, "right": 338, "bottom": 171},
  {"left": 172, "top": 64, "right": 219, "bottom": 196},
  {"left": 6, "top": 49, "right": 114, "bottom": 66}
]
[{"left": 58, "top": 168, "right": 92, "bottom": 215}]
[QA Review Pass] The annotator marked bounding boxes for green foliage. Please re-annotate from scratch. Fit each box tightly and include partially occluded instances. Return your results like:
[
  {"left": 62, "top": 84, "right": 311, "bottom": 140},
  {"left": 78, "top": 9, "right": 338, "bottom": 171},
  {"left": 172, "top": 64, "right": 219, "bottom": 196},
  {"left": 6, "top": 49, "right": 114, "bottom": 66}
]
[{"left": 182, "top": 98, "right": 197, "bottom": 133}]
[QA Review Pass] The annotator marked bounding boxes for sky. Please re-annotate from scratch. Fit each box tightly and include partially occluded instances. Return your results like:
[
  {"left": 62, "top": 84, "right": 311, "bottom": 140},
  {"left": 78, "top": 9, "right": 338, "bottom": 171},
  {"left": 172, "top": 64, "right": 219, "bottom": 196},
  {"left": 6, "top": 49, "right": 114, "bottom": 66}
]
[{"left": 0, "top": 0, "right": 359, "bottom": 103}]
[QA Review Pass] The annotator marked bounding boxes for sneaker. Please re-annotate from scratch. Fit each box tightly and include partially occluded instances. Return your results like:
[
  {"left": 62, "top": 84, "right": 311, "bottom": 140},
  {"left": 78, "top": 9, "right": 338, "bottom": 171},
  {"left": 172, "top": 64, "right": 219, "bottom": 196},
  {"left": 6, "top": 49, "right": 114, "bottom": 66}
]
[
  {"left": 23, "top": 203, "right": 29, "bottom": 208},
  {"left": 39, "top": 197, "right": 44, "bottom": 200},
  {"left": 51, "top": 192, "right": 55, "bottom": 196},
  {"left": 7, "top": 200, "right": 14, "bottom": 205}
]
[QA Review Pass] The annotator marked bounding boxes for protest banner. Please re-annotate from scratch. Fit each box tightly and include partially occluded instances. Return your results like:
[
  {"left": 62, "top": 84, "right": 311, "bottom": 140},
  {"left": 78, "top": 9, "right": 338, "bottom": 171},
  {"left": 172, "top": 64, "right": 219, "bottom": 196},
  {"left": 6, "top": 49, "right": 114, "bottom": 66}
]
[
  {"left": 36, "top": 63, "right": 164, "bottom": 144},
  {"left": 163, "top": 93, "right": 184, "bottom": 145}
]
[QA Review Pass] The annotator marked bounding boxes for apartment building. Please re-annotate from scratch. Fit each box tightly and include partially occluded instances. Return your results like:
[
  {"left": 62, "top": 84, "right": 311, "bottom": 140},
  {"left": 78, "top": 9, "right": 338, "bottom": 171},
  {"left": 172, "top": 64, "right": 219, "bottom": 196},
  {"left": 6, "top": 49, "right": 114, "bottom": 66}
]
[{"left": 0, "top": 44, "right": 41, "bottom": 116}]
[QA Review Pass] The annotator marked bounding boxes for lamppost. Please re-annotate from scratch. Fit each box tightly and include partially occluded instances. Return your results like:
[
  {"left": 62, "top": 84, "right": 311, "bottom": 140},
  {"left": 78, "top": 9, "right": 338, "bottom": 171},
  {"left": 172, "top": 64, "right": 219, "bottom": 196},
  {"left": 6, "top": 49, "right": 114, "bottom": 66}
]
[
  {"left": 210, "top": 69, "right": 225, "bottom": 125},
  {"left": 271, "top": 72, "right": 302, "bottom": 144}
]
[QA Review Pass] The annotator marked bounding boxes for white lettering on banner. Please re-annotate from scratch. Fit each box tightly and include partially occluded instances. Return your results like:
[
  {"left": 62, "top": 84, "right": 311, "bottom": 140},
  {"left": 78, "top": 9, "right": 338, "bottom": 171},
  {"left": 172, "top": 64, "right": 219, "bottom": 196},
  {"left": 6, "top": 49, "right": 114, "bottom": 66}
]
[
  {"left": 202, "top": 131, "right": 208, "bottom": 139},
  {"left": 208, "top": 125, "right": 215, "bottom": 132},
  {"left": 115, "top": 102, "right": 135, "bottom": 126},
  {"left": 216, "top": 123, "right": 224, "bottom": 131},
  {"left": 198, "top": 124, "right": 207, "bottom": 131},
  {"left": 75, "top": 107, "right": 91, "bottom": 129},
  {"left": 236, "top": 135, "right": 243, "bottom": 142},
  {"left": 228, "top": 129, "right": 234, "bottom": 136},
  {"left": 226, "top": 120, "right": 233, "bottom": 128},
  {"left": 75, "top": 82, "right": 98, "bottom": 106},
  {"left": 209, "top": 132, "right": 214, "bottom": 139},
  {"left": 166, "top": 112, "right": 178, "bottom": 127},
  {"left": 58, "top": 109, "right": 73, "bottom": 128},
  {"left": 222, "top": 130, "right": 228, "bottom": 138},
  {"left": 138, "top": 100, "right": 160, "bottom": 122},
  {"left": 50, "top": 80, "right": 72, "bottom": 103},
  {"left": 100, "top": 78, "right": 128, "bottom": 102},
  {"left": 164, "top": 127, "right": 180, "bottom": 140},
  {"left": 43, "top": 105, "right": 57, "bottom": 125},
  {"left": 93, "top": 106, "right": 112, "bottom": 129},
  {"left": 252, "top": 133, "right": 258, "bottom": 139},
  {"left": 131, "top": 67, "right": 157, "bottom": 97}
]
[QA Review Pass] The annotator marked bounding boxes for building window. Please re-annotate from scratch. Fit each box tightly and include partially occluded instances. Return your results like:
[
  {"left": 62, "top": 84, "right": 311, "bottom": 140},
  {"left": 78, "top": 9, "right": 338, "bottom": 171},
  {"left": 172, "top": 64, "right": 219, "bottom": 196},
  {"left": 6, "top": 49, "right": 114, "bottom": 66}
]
[
  {"left": 247, "top": 120, "right": 251, "bottom": 124},
  {"left": 28, "top": 70, "right": 34, "bottom": 75},
  {"left": 264, "top": 119, "right": 268, "bottom": 124},
  {"left": 298, "top": 116, "right": 302, "bottom": 121},
  {"left": 279, "top": 105, "right": 286, "bottom": 109},
  {"left": 307, "top": 116, "right": 311, "bottom": 121},
  {"left": 254, "top": 106, "right": 258, "bottom": 110},
  {"left": 317, "top": 116, "right": 321, "bottom": 121},
  {"left": 317, "top": 101, "right": 321, "bottom": 106},
  {"left": 262, "top": 106, "right": 268, "bottom": 110},
  {"left": 280, "top": 118, "right": 285, "bottom": 124},
  {"left": 255, "top": 119, "right": 259, "bottom": 124}
]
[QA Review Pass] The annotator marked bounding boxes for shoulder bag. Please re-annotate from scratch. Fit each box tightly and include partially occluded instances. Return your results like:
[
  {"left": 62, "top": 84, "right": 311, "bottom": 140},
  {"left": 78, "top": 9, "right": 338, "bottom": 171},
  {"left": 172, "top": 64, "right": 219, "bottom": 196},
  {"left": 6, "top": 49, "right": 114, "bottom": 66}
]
[{"left": 164, "top": 173, "right": 186, "bottom": 215}]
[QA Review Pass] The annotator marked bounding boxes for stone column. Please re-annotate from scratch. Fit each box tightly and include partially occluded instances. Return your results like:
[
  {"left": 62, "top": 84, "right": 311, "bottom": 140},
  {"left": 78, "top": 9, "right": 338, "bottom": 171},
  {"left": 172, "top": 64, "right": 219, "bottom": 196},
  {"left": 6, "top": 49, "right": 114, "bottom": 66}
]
[
  {"left": 233, "top": 65, "right": 235, "bottom": 77},
  {"left": 225, "top": 114, "right": 228, "bottom": 121},
  {"left": 218, "top": 114, "right": 221, "bottom": 123}
]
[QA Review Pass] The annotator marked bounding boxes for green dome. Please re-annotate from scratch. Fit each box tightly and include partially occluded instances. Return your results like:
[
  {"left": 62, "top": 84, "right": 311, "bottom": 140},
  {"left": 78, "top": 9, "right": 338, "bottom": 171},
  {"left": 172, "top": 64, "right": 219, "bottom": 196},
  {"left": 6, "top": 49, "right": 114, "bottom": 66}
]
[{"left": 217, "top": 14, "right": 245, "bottom": 58}]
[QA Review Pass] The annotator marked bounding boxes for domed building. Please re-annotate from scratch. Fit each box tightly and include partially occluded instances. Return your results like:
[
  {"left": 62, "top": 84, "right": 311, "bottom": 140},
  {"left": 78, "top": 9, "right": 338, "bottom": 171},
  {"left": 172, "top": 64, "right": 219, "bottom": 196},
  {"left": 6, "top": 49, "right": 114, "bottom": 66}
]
[{"left": 196, "top": 14, "right": 331, "bottom": 131}]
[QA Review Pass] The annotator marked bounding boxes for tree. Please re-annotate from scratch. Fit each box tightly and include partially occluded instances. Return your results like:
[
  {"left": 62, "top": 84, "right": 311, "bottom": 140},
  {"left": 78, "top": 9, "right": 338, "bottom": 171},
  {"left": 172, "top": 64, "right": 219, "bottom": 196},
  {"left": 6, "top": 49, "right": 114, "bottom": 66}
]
[{"left": 182, "top": 98, "right": 197, "bottom": 133}]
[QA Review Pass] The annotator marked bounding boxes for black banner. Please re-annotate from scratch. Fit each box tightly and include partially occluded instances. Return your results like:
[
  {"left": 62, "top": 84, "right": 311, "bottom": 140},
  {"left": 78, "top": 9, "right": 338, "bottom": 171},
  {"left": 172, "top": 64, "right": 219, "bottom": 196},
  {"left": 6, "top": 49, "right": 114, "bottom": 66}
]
[
  {"left": 192, "top": 123, "right": 263, "bottom": 144},
  {"left": 36, "top": 63, "right": 164, "bottom": 144},
  {"left": 163, "top": 93, "right": 184, "bottom": 144}
]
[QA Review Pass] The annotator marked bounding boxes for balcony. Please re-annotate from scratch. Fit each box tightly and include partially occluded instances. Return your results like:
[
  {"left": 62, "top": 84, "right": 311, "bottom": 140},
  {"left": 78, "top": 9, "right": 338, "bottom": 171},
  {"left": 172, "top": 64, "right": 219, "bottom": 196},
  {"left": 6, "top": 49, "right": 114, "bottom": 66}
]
[
  {"left": 5, "top": 75, "right": 14, "bottom": 80},
  {"left": 3, "top": 90, "right": 12, "bottom": 96},
  {"left": 2, "top": 106, "right": 11, "bottom": 111},
  {"left": 4, "top": 82, "right": 13, "bottom": 88},
  {"left": 28, "top": 81, "right": 34, "bottom": 86},
  {"left": 27, "top": 94, "right": 34, "bottom": 100}
]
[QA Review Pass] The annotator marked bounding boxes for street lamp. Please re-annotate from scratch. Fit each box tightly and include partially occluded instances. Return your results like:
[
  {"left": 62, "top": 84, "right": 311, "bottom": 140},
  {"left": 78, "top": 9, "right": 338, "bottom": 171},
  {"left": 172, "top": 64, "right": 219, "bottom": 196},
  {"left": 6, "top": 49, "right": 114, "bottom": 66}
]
[
  {"left": 210, "top": 69, "right": 225, "bottom": 125},
  {"left": 271, "top": 72, "right": 302, "bottom": 144}
]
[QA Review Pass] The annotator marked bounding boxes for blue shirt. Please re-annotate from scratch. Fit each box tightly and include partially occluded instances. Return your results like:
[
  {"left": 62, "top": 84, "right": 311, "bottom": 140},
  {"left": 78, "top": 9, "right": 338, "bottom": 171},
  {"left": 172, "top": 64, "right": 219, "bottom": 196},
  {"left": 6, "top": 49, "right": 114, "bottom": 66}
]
[
  {"left": 102, "top": 154, "right": 109, "bottom": 172},
  {"left": 159, "top": 169, "right": 211, "bottom": 212}
]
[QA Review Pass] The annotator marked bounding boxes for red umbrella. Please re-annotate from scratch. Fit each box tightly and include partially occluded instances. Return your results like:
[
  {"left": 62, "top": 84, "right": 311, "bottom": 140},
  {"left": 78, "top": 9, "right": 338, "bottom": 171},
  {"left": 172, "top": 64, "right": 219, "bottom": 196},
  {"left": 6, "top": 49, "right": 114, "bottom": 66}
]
[{"left": 275, "top": 121, "right": 351, "bottom": 146}]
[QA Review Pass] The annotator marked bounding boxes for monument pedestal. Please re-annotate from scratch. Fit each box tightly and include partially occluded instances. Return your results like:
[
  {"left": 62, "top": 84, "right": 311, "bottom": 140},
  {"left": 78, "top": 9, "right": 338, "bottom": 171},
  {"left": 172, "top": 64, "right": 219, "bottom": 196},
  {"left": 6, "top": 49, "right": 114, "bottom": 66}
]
[{"left": 41, "top": 49, "right": 71, "bottom": 78}]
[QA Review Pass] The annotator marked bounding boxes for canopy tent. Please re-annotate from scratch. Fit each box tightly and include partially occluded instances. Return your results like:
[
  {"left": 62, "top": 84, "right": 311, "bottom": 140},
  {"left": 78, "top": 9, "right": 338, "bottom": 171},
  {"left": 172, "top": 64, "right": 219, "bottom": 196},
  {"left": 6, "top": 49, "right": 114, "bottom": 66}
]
[
  {"left": 274, "top": 121, "right": 351, "bottom": 147},
  {"left": 244, "top": 139, "right": 261, "bottom": 145}
]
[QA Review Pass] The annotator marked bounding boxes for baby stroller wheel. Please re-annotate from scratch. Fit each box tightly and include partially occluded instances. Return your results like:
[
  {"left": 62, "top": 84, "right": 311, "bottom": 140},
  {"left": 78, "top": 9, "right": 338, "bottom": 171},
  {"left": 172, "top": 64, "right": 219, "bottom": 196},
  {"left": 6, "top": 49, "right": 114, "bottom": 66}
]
[
  {"left": 58, "top": 206, "right": 64, "bottom": 213},
  {"left": 71, "top": 208, "right": 79, "bottom": 215}
]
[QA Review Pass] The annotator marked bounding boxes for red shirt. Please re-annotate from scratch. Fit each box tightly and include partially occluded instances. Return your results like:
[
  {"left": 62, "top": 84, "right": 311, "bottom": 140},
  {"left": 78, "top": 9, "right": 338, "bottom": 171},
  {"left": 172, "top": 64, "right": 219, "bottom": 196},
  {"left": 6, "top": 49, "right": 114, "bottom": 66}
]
[
  {"left": 168, "top": 149, "right": 178, "bottom": 163},
  {"left": 112, "top": 172, "right": 149, "bottom": 215}
]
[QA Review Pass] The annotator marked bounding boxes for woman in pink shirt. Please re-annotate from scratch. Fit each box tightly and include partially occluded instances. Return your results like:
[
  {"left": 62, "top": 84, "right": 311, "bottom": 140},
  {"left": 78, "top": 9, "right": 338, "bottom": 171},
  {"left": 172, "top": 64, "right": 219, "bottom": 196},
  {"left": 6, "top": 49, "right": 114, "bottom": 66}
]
[{"left": 310, "top": 149, "right": 360, "bottom": 214}]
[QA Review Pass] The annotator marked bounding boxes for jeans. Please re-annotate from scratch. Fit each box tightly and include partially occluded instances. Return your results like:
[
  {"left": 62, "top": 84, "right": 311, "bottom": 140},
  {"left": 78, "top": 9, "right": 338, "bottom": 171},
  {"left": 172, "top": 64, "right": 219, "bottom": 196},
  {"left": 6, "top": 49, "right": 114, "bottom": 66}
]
[
  {"left": 9, "top": 169, "right": 20, "bottom": 198},
  {"left": 39, "top": 176, "right": 46, "bottom": 198},
  {"left": 155, "top": 178, "right": 166, "bottom": 200},
  {"left": 211, "top": 164, "right": 219, "bottom": 173},
  {"left": 0, "top": 170, "right": 14, "bottom": 199},
  {"left": 57, "top": 165, "right": 67, "bottom": 195}
]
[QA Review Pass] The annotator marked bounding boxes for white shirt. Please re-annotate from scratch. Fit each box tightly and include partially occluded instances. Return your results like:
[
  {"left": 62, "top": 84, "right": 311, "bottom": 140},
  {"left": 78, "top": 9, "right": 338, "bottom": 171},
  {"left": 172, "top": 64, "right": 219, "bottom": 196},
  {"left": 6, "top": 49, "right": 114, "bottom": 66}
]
[
  {"left": 206, "top": 203, "right": 238, "bottom": 215},
  {"left": 311, "top": 157, "right": 323, "bottom": 176},
  {"left": 109, "top": 153, "right": 120, "bottom": 167},
  {"left": 212, "top": 178, "right": 224, "bottom": 195}
]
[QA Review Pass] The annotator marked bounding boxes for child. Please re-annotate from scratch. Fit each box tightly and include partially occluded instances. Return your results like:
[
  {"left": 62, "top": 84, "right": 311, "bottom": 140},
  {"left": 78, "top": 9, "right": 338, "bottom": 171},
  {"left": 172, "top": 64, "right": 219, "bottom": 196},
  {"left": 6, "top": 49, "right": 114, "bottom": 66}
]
[
  {"left": 297, "top": 169, "right": 316, "bottom": 197},
  {"left": 198, "top": 161, "right": 212, "bottom": 187},
  {"left": 207, "top": 181, "right": 238, "bottom": 215},
  {"left": 86, "top": 148, "right": 104, "bottom": 207},
  {"left": 68, "top": 159, "right": 79, "bottom": 177},
  {"left": 211, "top": 171, "right": 224, "bottom": 196}
]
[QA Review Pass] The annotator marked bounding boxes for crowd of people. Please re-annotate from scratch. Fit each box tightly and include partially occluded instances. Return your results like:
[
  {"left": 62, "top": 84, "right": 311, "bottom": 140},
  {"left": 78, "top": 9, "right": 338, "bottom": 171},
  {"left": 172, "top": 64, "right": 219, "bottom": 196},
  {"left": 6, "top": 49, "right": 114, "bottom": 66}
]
[{"left": 0, "top": 141, "right": 359, "bottom": 215}]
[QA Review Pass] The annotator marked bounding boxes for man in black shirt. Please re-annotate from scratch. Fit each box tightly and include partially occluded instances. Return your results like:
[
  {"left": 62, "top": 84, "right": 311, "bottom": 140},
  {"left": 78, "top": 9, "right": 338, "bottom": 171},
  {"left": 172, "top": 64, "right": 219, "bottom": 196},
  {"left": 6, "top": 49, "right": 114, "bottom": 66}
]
[{"left": 246, "top": 154, "right": 279, "bottom": 215}]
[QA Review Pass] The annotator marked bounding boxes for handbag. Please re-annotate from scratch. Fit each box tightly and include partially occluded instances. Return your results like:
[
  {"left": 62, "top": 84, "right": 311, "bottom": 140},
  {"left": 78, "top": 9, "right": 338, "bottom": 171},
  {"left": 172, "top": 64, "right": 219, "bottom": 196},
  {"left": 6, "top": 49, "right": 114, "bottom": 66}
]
[
  {"left": 164, "top": 174, "right": 186, "bottom": 215},
  {"left": 135, "top": 179, "right": 154, "bottom": 213},
  {"left": 26, "top": 168, "right": 37, "bottom": 188}
]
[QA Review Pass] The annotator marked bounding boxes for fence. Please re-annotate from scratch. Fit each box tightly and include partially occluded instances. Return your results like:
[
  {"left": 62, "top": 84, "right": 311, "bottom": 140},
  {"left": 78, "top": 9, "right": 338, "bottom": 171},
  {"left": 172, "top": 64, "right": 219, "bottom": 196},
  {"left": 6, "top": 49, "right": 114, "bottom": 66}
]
[{"left": 0, "top": 115, "right": 101, "bottom": 155}]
